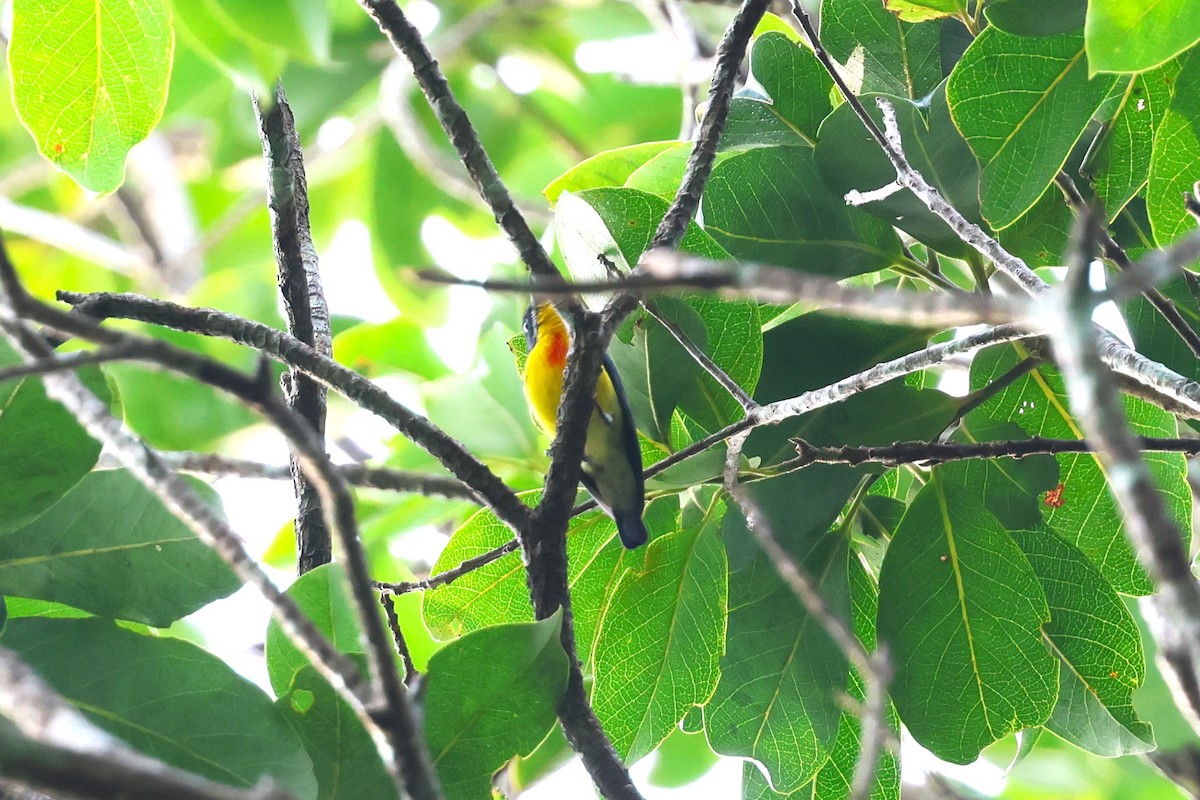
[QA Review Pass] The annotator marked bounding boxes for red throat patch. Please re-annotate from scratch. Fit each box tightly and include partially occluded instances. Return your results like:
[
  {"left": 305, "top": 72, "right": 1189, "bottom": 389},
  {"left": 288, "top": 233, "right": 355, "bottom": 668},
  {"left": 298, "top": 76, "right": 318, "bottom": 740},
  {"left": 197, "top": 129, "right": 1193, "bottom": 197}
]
[{"left": 544, "top": 328, "right": 569, "bottom": 367}]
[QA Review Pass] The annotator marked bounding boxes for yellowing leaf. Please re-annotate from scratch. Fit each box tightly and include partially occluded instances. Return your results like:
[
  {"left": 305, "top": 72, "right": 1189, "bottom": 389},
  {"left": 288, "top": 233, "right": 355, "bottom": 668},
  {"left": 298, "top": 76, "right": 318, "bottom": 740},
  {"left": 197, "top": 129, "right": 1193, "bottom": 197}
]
[{"left": 9, "top": 0, "right": 174, "bottom": 193}]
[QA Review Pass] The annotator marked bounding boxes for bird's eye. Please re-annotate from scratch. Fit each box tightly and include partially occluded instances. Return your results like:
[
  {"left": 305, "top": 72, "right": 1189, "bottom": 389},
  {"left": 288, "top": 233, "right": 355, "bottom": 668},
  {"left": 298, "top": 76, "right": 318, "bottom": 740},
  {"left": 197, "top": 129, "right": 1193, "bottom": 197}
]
[{"left": 522, "top": 305, "right": 537, "bottom": 348}]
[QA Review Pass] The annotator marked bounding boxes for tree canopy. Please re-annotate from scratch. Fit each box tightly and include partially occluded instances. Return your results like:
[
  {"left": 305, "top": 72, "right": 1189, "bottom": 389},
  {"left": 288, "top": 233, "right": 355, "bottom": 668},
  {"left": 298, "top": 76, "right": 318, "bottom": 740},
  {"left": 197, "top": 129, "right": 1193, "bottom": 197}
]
[{"left": 1, "top": 1, "right": 1200, "bottom": 799}]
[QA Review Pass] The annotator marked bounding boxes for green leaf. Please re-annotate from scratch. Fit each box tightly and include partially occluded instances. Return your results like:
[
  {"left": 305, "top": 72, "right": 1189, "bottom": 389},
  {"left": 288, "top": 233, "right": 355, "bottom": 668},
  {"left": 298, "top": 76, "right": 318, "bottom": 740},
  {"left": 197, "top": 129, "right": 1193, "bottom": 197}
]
[
  {"left": 210, "top": 0, "right": 329, "bottom": 63},
  {"left": 646, "top": 725, "right": 719, "bottom": 788},
  {"left": 171, "top": 0, "right": 285, "bottom": 94},
  {"left": 821, "top": 0, "right": 943, "bottom": 99},
  {"left": 970, "top": 345, "right": 1191, "bottom": 595},
  {"left": 1086, "top": 0, "right": 1200, "bottom": 73},
  {"left": 0, "top": 470, "right": 239, "bottom": 627},
  {"left": 424, "top": 612, "right": 568, "bottom": 800},
  {"left": 265, "top": 563, "right": 367, "bottom": 698},
  {"left": 334, "top": 318, "right": 449, "bottom": 381},
  {"left": 707, "top": 532, "right": 850, "bottom": 792},
  {"left": 1147, "top": 54, "right": 1200, "bottom": 246},
  {"left": 1126, "top": 276, "right": 1200, "bottom": 405},
  {"left": 995, "top": 187, "right": 1075, "bottom": 267},
  {"left": 557, "top": 186, "right": 730, "bottom": 282},
  {"left": 422, "top": 326, "right": 538, "bottom": 461},
  {"left": 1094, "top": 63, "right": 1180, "bottom": 220},
  {"left": 675, "top": 296, "right": 763, "bottom": 430},
  {"left": 277, "top": 666, "right": 399, "bottom": 800},
  {"left": 947, "top": 28, "right": 1117, "bottom": 228},
  {"left": 815, "top": 88, "right": 978, "bottom": 257},
  {"left": 2, "top": 617, "right": 317, "bottom": 797},
  {"left": 422, "top": 496, "right": 644, "bottom": 663},
  {"left": 877, "top": 477, "right": 1057, "bottom": 764},
  {"left": 702, "top": 146, "right": 902, "bottom": 276},
  {"left": 544, "top": 141, "right": 679, "bottom": 204},
  {"left": 883, "top": 0, "right": 965, "bottom": 23},
  {"left": 1010, "top": 529, "right": 1154, "bottom": 756},
  {"left": 946, "top": 416, "right": 1060, "bottom": 529},
  {"left": 9, "top": 0, "right": 174, "bottom": 193},
  {"left": 590, "top": 494, "right": 727, "bottom": 763},
  {"left": 624, "top": 143, "right": 740, "bottom": 197},
  {"left": 985, "top": 0, "right": 1086, "bottom": 37},
  {"left": 0, "top": 338, "right": 105, "bottom": 533},
  {"left": 609, "top": 301, "right": 705, "bottom": 444},
  {"left": 721, "top": 32, "right": 833, "bottom": 149}
]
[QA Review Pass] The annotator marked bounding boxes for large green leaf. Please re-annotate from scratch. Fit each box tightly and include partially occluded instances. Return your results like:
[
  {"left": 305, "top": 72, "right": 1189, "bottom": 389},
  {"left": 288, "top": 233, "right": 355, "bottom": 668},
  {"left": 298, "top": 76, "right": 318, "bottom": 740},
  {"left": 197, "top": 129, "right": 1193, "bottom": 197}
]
[
  {"left": 741, "top": 559, "right": 900, "bottom": 800},
  {"left": 883, "top": 0, "right": 965, "bottom": 23},
  {"left": 945, "top": 416, "right": 1060, "bottom": 529},
  {"left": 877, "top": 477, "right": 1057, "bottom": 764},
  {"left": 815, "top": 87, "right": 978, "bottom": 257},
  {"left": 2, "top": 617, "right": 317, "bottom": 797},
  {"left": 821, "top": 0, "right": 942, "bottom": 99},
  {"left": 1147, "top": 54, "right": 1200, "bottom": 246},
  {"left": 1092, "top": 63, "right": 1179, "bottom": 219},
  {"left": 985, "top": 0, "right": 1086, "bottom": 37},
  {"left": 277, "top": 666, "right": 399, "bottom": 800},
  {"left": 0, "top": 469, "right": 238, "bottom": 627},
  {"left": 590, "top": 494, "right": 727, "bottom": 763},
  {"left": 676, "top": 296, "right": 763, "bottom": 430},
  {"left": 9, "top": 0, "right": 174, "bottom": 193},
  {"left": 970, "top": 345, "right": 1191, "bottom": 595},
  {"left": 722, "top": 32, "right": 833, "bottom": 149},
  {"left": 702, "top": 146, "right": 902, "bottom": 276},
  {"left": 424, "top": 612, "right": 568, "bottom": 800},
  {"left": 608, "top": 300, "right": 706, "bottom": 445},
  {"left": 544, "top": 141, "right": 680, "bottom": 204},
  {"left": 210, "top": 0, "right": 329, "bottom": 63},
  {"left": 0, "top": 339, "right": 106, "bottom": 533},
  {"left": 265, "top": 563, "right": 367, "bottom": 698},
  {"left": 948, "top": 28, "right": 1117, "bottom": 228},
  {"left": 707, "top": 532, "right": 849, "bottom": 793},
  {"left": 422, "top": 494, "right": 660, "bottom": 665},
  {"left": 1010, "top": 529, "right": 1154, "bottom": 756},
  {"left": 1086, "top": 0, "right": 1200, "bottom": 73}
]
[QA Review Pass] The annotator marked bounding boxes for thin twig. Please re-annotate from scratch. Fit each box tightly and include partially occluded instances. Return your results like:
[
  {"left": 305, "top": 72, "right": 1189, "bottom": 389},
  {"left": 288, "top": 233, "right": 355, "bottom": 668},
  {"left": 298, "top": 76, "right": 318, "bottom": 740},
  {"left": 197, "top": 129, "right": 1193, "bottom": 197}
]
[
  {"left": 256, "top": 83, "right": 334, "bottom": 577},
  {"left": 778, "top": 435, "right": 1200, "bottom": 470},
  {"left": 162, "top": 452, "right": 477, "bottom": 499},
  {"left": 379, "top": 592, "right": 417, "bottom": 685}
]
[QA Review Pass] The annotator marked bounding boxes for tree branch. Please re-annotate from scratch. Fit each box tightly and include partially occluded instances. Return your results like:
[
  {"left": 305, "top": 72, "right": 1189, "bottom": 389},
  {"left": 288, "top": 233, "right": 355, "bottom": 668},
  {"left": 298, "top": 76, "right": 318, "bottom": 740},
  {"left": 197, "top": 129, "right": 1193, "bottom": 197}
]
[
  {"left": 162, "top": 452, "right": 477, "bottom": 499},
  {"left": 54, "top": 290, "right": 532, "bottom": 534},
  {"left": 256, "top": 83, "right": 334, "bottom": 577},
  {"left": 780, "top": 435, "right": 1200, "bottom": 469}
]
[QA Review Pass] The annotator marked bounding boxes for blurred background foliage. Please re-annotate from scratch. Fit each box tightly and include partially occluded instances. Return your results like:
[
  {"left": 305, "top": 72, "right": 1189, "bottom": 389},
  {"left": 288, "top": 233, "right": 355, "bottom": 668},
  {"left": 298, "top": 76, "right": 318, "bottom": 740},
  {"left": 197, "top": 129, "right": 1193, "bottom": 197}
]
[{"left": 0, "top": 0, "right": 1197, "bottom": 796}]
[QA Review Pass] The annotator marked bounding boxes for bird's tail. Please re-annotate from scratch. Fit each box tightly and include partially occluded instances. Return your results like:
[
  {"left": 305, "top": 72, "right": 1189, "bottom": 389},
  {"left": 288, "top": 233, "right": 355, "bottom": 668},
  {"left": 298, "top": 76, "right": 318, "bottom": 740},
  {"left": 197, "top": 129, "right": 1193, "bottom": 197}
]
[{"left": 614, "top": 511, "right": 648, "bottom": 549}]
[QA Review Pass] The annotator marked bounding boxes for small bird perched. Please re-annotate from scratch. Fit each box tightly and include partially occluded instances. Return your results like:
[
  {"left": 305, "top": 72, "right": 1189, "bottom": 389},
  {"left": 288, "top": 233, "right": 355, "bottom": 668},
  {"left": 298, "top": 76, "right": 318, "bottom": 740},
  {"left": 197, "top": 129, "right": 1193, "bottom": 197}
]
[{"left": 522, "top": 301, "right": 648, "bottom": 548}]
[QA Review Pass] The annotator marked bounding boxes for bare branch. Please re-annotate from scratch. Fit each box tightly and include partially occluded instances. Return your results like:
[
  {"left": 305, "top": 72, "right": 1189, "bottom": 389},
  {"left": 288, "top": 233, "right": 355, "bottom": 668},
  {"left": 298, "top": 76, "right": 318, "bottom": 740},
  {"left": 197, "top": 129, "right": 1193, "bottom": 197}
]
[
  {"left": 780, "top": 435, "right": 1200, "bottom": 469},
  {"left": 163, "top": 452, "right": 477, "bottom": 499},
  {"left": 256, "top": 83, "right": 334, "bottom": 577}
]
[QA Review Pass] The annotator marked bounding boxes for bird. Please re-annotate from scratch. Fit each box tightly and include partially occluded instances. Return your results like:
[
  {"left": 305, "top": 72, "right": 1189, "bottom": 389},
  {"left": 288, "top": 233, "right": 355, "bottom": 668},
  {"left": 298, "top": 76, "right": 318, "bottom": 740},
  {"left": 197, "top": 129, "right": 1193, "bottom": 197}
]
[{"left": 521, "top": 301, "right": 648, "bottom": 548}]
